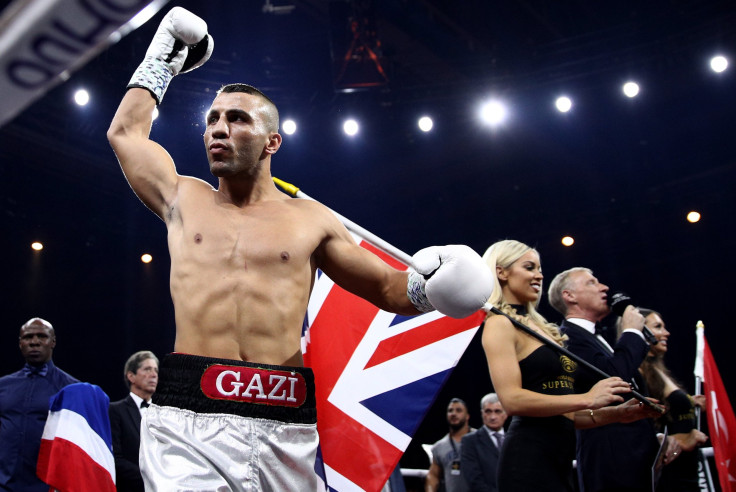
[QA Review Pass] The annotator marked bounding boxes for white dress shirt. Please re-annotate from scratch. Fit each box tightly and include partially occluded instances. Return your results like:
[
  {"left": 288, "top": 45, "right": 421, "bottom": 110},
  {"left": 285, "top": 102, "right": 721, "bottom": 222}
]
[
  {"left": 484, "top": 425, "right": 505, "bottom": 449},
  {"left": 129, "top": 392, "right": 151, "bottom": 416}
]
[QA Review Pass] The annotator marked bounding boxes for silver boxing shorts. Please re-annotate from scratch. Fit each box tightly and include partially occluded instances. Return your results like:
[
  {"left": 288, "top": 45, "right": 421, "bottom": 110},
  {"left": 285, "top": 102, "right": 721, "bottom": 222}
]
[{"left": 140, "top": 353, "right": 325, "bottom": 491}]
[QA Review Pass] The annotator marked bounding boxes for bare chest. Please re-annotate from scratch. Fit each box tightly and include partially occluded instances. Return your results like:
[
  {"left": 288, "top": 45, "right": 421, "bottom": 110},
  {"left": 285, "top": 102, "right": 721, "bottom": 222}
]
[
  {"left": 517, "top": 322, "right": 558, "bottom": 359},
  {"left": 167, "top": 199, "right": 319, "bottom": 271}
]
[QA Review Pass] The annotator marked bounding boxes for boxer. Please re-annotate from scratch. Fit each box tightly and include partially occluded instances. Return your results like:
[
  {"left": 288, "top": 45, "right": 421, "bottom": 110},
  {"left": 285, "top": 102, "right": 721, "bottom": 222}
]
[{"left": 108, "top": 7, "right": 493, "bottom": 490}]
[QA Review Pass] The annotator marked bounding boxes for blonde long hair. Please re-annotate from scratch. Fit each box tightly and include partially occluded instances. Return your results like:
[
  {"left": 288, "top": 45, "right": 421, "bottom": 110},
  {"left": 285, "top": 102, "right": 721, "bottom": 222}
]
[{"left": 483, "top": 239, "right": 566, "bottom": 345}]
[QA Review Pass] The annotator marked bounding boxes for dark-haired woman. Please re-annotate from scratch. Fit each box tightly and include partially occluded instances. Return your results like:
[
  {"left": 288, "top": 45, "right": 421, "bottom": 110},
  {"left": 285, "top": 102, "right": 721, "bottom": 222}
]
[{"left": 638, "top": 309, "right": 708, "bottom": 492}]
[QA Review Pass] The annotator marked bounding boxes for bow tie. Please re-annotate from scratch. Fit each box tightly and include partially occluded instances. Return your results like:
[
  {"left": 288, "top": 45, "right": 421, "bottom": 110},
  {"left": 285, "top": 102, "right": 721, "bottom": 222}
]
[
  {"left": 22, "top": 363, "right": 48, "bottom": 377},
  {"left": 140, "top": 400, "right": 150, "bottom": 409},
  {"left": 594, "top": 323, "right": 605, "bottom": 336}
]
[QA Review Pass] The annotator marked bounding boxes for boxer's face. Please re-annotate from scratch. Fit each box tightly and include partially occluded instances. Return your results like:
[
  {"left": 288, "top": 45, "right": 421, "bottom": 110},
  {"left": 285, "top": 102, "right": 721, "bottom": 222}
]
[{"left": 204, "top": 92, "right": 280, "bottom": 178}]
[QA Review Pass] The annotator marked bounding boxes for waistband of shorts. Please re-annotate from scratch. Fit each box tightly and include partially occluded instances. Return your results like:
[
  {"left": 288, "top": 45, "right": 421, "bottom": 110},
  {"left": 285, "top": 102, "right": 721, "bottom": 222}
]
[{"left": 152, "top": 353, "right": 317, "bottom": 424}]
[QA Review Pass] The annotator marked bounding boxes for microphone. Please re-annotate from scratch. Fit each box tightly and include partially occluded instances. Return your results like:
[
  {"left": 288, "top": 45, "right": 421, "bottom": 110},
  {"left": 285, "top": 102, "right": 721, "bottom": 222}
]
[{"left": 608, "top": 292, "right": 658, "bottom": 345}]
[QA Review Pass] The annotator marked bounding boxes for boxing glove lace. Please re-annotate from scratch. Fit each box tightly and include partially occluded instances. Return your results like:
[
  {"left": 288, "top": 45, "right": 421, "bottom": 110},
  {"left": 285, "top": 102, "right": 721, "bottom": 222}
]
[
  {"left": 407, "top": 245, "right": 493, "bottom": 319},
  {"left": 127, "top": 7, "right": 214, "bottom": 104}
]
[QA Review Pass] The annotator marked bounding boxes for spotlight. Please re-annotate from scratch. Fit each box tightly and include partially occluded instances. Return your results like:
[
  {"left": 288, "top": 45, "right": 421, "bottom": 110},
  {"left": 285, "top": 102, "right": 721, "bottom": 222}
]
[
  {"left": 31, "top": 241, "right": 44, "bottom": 251},
  {"left": 555, "top": 96, "right": 572, "bottom": 113},
  {"left": 152, "top": 107, "right": 159, "bottom": 121},
  {"left": 622, "top": 82, "right": 640, "bottom": 98},
  {"left": 710, "top": 55, "right": 728, "bottom": 73},
  {"left": 74, "top": 89, "right": 89, "bottom": 106},
  {"left": 479, "top": 99, "right": 507, "bottom": 126},
  {"left": 282, "top": 119, "right": 297, "bottom": 135},
  {"left": 418, "top": 116, "right": 433, "bottom": 132},
  {"left": 561, "top": 236, "right": 574, "bottom": 247},
  {"left": 343, "top": 119, "right": 359, "bottom": 136},
  {"left": 141, "top": 253, "right": 153, "bottom": 263},
  {"left": 686, "top": 211, "right": 701, "bottom": 223}
]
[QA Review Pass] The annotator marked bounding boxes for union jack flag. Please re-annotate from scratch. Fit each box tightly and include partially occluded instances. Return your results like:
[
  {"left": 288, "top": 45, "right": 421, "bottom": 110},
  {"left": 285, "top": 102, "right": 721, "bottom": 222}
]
[{"left": 302, "top": 235, "right": 486, "bottom": 492}]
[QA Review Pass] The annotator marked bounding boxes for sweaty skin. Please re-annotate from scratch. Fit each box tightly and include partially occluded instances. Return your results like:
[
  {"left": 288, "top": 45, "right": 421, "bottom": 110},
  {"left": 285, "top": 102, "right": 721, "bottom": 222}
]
[
  {"left": 165, "top": 180, "right": 358, "bottom": 365},
  {"left": 109, "top": 88, "right": 418, "bottom": 367}
]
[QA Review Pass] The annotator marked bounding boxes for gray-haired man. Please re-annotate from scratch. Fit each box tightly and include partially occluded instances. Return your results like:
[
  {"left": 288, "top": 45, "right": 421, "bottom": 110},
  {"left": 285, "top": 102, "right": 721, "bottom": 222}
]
[{"left": 109, "top": 351, "right": 159, "bottom": 492}]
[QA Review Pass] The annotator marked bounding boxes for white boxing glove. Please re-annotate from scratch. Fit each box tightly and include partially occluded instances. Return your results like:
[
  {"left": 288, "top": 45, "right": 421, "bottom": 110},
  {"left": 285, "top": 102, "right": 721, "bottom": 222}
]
[
  {"left": 127, "top": 7, "right": 214, "bottom": 104},
  {"left": 407, "top": 245, "right": 493, "bottom": 318}
]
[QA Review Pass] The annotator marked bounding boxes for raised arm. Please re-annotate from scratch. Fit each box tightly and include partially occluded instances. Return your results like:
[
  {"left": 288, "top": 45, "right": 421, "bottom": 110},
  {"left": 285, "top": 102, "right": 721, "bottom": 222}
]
[
  {"left": 564, "top": 323, "right": 649, "bottom": 384},
  {"left": 108, "top": 89, "right": 178, "bottom": 219},
  {"left": 107, "top": 7, "right": 213, "bottom": 220}
]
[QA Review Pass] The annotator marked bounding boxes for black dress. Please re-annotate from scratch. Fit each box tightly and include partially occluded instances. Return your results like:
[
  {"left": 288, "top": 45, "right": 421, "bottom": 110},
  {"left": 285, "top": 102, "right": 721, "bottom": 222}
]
[
  {"left": 657, "top": 389, "right": 701, "bottom": 492},
  {"left": 497, "top": 344, "right": 577, "bottom": 492}
]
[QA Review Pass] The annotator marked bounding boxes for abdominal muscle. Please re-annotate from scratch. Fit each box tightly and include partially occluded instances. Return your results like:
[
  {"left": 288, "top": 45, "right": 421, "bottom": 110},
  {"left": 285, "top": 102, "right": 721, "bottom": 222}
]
[
  {"left": 170, "top": 264, "right": 313, "bottom": 367},
  {"left": 163, "top": 182, "right": 328, "bottom": 367},
  {"left": 166, "top": 215, "right": 318, "bottom": 367}
]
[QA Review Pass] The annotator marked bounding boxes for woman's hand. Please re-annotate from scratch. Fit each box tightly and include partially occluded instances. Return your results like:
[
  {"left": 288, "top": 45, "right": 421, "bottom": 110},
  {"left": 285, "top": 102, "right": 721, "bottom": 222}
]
[
  {"left": 693, "top": 394, "right": 707, "bottom": 410},
  {"left": 673, "top": 429, "right": 709, "bottom": 453},
  {"left": 663, "top": 436, "right": 683, "bottom": 464},
  {"left": 616, "top": 398, "right": 663, "bottom": 423},
  {"left": 586, "top": 377, "right": 630, "bottom": 409}
]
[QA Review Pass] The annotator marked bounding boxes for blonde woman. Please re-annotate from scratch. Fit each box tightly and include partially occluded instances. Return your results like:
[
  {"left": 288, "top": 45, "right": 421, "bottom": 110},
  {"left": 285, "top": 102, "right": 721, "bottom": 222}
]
[{"left": 481, "top": 240, "right": 656, "bottom": 491}]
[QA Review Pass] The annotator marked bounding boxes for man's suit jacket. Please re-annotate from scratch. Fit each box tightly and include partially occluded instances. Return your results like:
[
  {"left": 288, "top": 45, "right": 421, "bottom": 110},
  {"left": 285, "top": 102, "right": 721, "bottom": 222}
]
[
  {"left": 460, "top": 428, "right": 500, "bottom": 492},
  {"left": 109, "top": 395, "right": 144, "bottom": 492},
  {"left": 561, "top": 319, "right": 659, "bottom": 492}
]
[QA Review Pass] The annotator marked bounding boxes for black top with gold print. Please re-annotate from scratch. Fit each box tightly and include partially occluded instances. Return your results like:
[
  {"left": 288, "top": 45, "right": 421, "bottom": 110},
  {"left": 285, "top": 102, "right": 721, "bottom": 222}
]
[
  {"left": 518, "top": 345, "right": 577, "bottom": 395},
  {"left": 665, "top": 389, "right": 696, "bottom": 433}
]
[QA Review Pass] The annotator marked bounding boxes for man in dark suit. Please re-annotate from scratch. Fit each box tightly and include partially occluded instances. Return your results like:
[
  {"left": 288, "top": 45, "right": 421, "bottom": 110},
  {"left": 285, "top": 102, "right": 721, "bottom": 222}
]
[
  {"left": 461, "top": 393, "right": 507, "bottom": 492},
  {"left": 548, "top": 267, "right": 679, "bottom": 492},
  {"left": 109, "top": 351, "right": 158, "bottom": 492}
]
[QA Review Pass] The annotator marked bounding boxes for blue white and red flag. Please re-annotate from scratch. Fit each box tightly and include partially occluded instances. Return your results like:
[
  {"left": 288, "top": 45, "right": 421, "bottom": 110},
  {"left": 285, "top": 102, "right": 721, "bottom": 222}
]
[
  {"left": 302, "top": 235, "right": 485, "bottom": 492},
  {"left": 37, "top": 382, "right": 116, "bottom": 492}
]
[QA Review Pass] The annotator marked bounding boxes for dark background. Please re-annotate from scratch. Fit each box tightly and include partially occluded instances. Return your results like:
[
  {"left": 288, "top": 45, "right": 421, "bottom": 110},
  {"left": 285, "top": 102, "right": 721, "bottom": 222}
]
[{"left": 1, "top": 0, "right": 734, "bottom": 478}]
